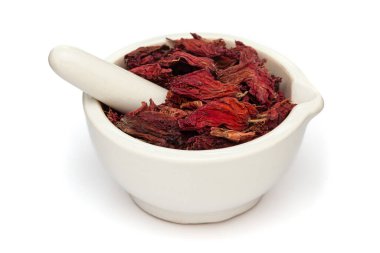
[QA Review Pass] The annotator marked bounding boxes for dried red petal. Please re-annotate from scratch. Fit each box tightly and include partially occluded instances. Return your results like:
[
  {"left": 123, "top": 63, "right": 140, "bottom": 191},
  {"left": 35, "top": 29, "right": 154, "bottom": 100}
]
[
  {"left": 258, "top": 99, "right": 295, "bottom": 128},
  {"left": 127, "top": 99, "right": 157, "bottom": 116},
  {"left": 128, "top": 101, "right": 148, "bottom": 116},
  {"left": 180, "top": 101, "right": 203, "bottom": 110},
  {"left": 185, "top": 134, "right": 234, "bottom": 150},
  {"left": 165, "top": 90, "right": 192, "bottom": 107},
  {"left": 160, "top": 51, "right": 216, "bottom": 73},
  {"left": 178, "top": 97, "right": 258, "bottom": 131},
  {"left": 105, "top": 107, "right": 121, "bottom": 123},
  {"left": 224, "top": 41, "right": 262, "bottom": 64},
  {"left": 109, "top": 34, "right": 296, "bottom": 150},
  {"left": 130, "top": 63, "right": 172, "bottom": 83},
  {"left": 217, "top": 41, "right": 279, "bottom": 105},
  {"left": 219, "top": 63, "right": 256, "bottom": 85},
  {"left": 169, "top": 33, "right": 227, "bottom": 57},
  {"left": 246, "top": 100, "right": 294, "bottom": 137},
  {"left": 245, "top": 119, "right": 268, "bottom": 137},
  {"left": 246, "top": 77, "right": 278, "bottom": 105},
  {"left": 213, "top": 55, "right": 238, "bottom": 69},
  {"left": 210, "top": 127, "right": 256, "bottom": 143},
  {"left": 218, "top": 62, "right": 280, "bottom": 105},
  {"left": 116, "top": 120, "right": 169, "bottom": 147},
  {"left": 157, "top": 105, "right": 188, "bottom": 119},
  {"left": 170, "top": 70, "right": 240, "bottom": 101},
  {"left": 116, "top": 110, "right": 185, "bottom": 148},
  {"left": 125, "top": 45, "right": 172, "bottom": 69}
]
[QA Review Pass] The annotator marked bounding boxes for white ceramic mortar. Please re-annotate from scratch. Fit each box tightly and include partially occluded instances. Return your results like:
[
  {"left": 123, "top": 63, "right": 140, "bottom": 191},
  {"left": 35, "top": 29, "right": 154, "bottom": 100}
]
[{"left": 83, "top": 33, "right": 323, "bottom": 224}]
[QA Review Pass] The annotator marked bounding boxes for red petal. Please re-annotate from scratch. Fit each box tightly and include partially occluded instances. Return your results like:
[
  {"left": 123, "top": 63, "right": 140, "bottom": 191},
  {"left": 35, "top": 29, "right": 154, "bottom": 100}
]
[
  {"left": 130, "top": 63, "right": 172, "bottom": 83},
  {"left": 210, "top": 127, "right": 256, "bottom": 143},
  {"left": 170, "top": 33, "right": 227, "bottom": 57},
  {"left": 170, "top": 70, "right": 240, "bottom": 101},
  {"left": 124, "top": 45, "right": 172, "bottom": 69},
  {"left": 160, "top": 51, "right": 216, "bottom": 72},
  {"left": 185, "top": 134, "right": 234, "bottom": 150},
  {"left": 116, "top": 110, "right": 185, "bottom": 148},
  {"left": 178, "top": 97, "right": 257, "bottom": 131}
]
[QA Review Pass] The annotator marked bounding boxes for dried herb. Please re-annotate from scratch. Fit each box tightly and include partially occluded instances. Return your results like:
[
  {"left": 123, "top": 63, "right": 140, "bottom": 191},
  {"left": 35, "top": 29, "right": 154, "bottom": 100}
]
[
  {"left": 255, "top": 99, "right": 295, "bottom": 130},
  {"left": 185, "top": 134, "right": 234, "bottom": 150},
  {"left": 114, "top": 100, "right": 186, "bottom": 148},
  {"left": 105, "top": 34, "right": 296, "bottom": 150},
  {"left": 180, "top": 101, "right": 203, "bottom": 110},
  {"left": 170, "top": 70, "right": 241, "bottom": 101},
  {"left": 178, "top": 97, "right": 257, "bottom": 131},
  {"left": 124, "top": 45, "right": 172, "bottom": 69},
  {"left": 159, "top": 51, "right": 216, "bottom": 73},
  {"left": 130, "top": 63, "right": 172, "bottom": 84},
  {"left": 210, "top": 127, "right": 256, "bottom": 143},
  {"left": 169, "top": 33, "right": 227, "bottom": 57}
]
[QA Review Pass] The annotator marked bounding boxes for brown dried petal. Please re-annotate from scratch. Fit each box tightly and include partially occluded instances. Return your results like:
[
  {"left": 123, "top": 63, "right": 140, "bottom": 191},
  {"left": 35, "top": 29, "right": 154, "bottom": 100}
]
[
  {"left": 185, "top": 134, "right": 234, "bottom": 150},
  {"left": 180, "top": 101, "right": 203, "bottom": 110},
  {"left": 210, "top": 127, "right": 256, "bottom": 143},
  {"left": 124, "top": 45, "right": 171, "bottom": 69},
  {"left": 116, "top": 120, "right": 170, "bottom": 147},
  {"left": 116, "top": 111, "right": 185, "bottom": 148}
]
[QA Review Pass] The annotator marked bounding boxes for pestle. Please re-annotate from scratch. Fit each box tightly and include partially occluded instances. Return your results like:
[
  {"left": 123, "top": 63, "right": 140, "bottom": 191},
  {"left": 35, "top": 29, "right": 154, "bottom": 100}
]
[{"left": 48, "top": 46, "right": 168, "bottom": 113}]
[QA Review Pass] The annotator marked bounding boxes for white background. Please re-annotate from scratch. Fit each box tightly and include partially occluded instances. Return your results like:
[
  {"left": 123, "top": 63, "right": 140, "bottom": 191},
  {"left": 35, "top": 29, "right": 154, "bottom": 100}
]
[{"left": 1, "top": 0, "right": 379, "bottom": 252}]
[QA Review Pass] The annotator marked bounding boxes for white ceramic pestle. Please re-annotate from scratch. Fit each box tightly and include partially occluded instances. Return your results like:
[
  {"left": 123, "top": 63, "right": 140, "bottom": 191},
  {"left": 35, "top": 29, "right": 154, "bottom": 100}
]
[{"left": 48, "top": 46, "right": 168, "bottom": 113}]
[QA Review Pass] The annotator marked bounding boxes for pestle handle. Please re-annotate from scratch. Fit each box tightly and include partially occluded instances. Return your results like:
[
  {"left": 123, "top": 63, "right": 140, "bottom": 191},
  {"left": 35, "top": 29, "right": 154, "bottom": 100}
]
[{"left": 48, "top": 46, "right": 167, "bottom": 113}]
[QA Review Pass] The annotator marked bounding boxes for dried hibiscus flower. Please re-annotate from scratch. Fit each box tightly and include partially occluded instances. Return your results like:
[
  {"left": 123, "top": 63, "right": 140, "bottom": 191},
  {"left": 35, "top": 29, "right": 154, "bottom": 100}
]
[
  {"left": 124, "top": 45, "right": 172, "bottom": 69},
  {"left": 178, "top": 97, "right": 258, "bottom": 131},
  {"left": 169, "top": 33, "right": 227, "bottom": 57},
  {"left": 159, "top": 51, "right": 216, "bottom": 73},
  {"left": 210, "top": 127, "right": 256, "bottom": 143},
  {"left": 170, "top": 70, "right": 241, "bottom": 102},
  {"left": 129, "top": 63, "right": 172, "bottom": 87},
  {"left": 115, "top": 100, "right": 186, "bottom": 148},
  {"left": 185, "top": 134, "right": 234, "bottom": 150},
  {"left": 104, "top": 33, "right": 296, "bottom": 150}
]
